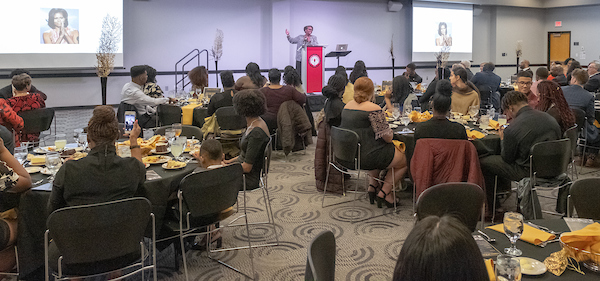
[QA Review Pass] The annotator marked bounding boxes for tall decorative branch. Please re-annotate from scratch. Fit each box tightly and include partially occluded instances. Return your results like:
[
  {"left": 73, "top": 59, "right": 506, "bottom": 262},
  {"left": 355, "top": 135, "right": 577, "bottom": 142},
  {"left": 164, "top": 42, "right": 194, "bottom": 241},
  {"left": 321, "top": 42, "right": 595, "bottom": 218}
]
[
  {"left": 515, "top": 40, "right": 523, "bottom": 74},
  {"left": 211, "top": 29, "right": 224, "bottom": 87},
  {"left": 434, "top": 44, "right": 451, "bottom": 80},
  {"left": 390, "top": 35, "right": 395, "bottom": 77},
  {"left": 95, "top": 14, "right": 122, "bottom": 105}
]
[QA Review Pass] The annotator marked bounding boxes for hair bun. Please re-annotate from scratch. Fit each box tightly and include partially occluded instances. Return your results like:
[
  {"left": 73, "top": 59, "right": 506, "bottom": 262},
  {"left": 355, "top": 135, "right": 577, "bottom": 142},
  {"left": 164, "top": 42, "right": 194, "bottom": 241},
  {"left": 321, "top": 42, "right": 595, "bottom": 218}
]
[
  {"left": 91, "top": 106, "right": 117, "bottom": 123},
  {"left": 436, "top": 79, "right": 453, "bottom": 97},
  {"left": 321, "top": 86, "right": 337, "bottom": 99}
]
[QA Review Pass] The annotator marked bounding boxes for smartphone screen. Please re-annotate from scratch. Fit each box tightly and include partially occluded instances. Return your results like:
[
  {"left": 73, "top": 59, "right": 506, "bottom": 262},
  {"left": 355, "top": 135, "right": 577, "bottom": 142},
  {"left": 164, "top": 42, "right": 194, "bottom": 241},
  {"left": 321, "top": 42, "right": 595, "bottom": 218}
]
[{"left": 124, "top": 111, "right": 136, "bottom": 132}]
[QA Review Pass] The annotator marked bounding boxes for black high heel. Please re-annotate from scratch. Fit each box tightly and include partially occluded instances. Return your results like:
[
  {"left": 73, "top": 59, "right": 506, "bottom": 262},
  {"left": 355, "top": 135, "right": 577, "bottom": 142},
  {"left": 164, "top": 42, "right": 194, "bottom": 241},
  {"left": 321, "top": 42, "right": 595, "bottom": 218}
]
[
  {"left": 368, "top": 184, "right": 379, "bottom": 204},
  {"left": 376, "top": 190, "right": 400, "bottom": 208}
]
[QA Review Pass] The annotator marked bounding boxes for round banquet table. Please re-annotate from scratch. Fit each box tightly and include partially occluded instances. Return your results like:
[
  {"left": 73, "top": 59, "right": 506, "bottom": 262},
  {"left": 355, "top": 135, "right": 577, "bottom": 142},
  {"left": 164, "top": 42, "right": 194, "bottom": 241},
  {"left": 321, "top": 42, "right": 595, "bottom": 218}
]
[
  {"left": 479, "top": 219, "right": 600, "bottom": 280},
  {"left": 15, "top": 157, "right": 196, "bottom": 279}
]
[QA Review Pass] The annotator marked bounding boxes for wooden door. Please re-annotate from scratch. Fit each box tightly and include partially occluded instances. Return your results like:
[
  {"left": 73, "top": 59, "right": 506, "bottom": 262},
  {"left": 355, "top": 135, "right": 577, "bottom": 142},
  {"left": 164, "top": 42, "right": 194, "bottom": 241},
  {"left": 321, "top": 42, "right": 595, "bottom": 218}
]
[{"left": 548, "top": 32, "right": 570, "bottom": 66}]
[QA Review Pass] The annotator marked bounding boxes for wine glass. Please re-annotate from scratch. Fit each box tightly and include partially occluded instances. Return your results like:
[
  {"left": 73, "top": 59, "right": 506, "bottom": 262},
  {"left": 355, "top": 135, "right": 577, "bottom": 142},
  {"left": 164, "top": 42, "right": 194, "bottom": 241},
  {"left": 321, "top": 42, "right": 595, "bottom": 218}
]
[
  {"left": 392, "top": 108, "right": 401, "bottom": 121},
  {"left": 503, "top": 212, "right": 524, "bottom": 256},
  {"left": 404, "top": 104, "right": 413, "bottom": 116},
  {"left": 495, "top": 254, "right": 522, "bottom": 281},
  {"left": 468, "top": 105, "right": 479, "bottom": 122},
  {"left": 498, "top": 114, "right": 508, "bottom": 126},
  {"left": 73, "top": 128, "right": 83, "bottom": 143},
  {"left": 54, "top": 134, "right": 67, "bottom": 152},
  {"left": 78, "top": 133, "right": 88, "bottom": 151},
  {"left": 400, "top": 114, "right": 411, "bottom": 132},
  {"left": 45, "top": 152, "right": 61, "bottom": 178},
  {"left": 172, "top": 123, "right": 183, "bottom": 137},
  {"left": 14, "top": 146, "right": 28, "bottom": 165},
  {"left": 171, "top": 136, "right": 187, "bottom": 161}
]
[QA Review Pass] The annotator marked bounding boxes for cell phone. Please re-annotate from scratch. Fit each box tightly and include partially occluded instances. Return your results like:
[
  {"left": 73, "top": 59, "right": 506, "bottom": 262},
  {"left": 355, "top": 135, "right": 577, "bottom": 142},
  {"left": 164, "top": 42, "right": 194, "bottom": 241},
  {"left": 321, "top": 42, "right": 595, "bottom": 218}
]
[{"left": 124, "top": 111, "right": 136, "bottom": 132}]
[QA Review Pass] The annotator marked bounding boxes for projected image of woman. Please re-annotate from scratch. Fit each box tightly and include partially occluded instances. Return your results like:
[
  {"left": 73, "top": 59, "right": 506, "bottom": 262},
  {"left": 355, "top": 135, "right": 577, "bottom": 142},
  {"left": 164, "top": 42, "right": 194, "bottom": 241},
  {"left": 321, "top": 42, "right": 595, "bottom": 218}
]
[
  {"left": 435, "top": 22, "right": 452, "bottom": 47},
  {"left": 43, "top": 8, "right": 79, "bottom": 44}
]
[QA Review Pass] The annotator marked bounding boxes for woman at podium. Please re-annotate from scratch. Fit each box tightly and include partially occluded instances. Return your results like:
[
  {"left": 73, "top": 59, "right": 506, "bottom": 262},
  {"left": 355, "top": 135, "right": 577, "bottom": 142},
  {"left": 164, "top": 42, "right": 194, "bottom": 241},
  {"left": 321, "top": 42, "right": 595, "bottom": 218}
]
[{"left": 286, "top": 26, "right": 319, "bottom": 73}]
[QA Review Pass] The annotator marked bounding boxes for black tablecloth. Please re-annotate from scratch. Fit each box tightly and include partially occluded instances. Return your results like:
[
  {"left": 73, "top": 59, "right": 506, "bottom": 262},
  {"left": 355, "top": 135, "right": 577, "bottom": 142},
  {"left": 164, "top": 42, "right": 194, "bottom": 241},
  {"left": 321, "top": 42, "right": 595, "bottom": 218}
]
[
  {"left": 479, "top": 219, "right": 600, "bottom": 280},
  {"left": 16, "top": 161, "right": 196, "bottom": 279}
]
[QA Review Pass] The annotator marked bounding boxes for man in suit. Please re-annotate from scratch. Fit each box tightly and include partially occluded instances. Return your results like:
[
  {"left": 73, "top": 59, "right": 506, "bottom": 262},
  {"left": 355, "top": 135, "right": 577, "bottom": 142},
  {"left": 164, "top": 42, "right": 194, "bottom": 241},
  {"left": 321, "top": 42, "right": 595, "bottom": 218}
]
[
  {"left": 585, "top": 61, "right": 600, "bottom": 93},
  {"left": 562, "top": 68, "right": 600, "bottom": 166},
  {"left": 471, "top": 62, "right": 501, "bottom": 109}
]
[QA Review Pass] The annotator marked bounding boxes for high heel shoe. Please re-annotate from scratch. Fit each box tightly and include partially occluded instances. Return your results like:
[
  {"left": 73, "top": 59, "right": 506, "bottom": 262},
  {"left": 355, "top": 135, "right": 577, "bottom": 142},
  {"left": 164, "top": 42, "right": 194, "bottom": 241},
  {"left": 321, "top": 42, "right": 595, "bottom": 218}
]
[
  {"left": 376, "top": 190, "right": 400, "bottom": 208},
  {"left": 368, "top": 184, "right": 379, "bottom": 205}
]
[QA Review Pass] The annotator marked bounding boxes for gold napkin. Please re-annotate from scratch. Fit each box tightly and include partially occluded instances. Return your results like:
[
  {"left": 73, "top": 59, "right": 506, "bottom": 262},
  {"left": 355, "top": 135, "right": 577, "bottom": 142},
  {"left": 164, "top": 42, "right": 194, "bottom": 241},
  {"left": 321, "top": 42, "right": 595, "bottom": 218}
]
[
  {"left": 485, "top": 259, "right": 496, "bottom": 281},
  {"left": 544, "top": 249, "right": 569, "bottom": 276},
  {"left": 466, "top": 130, "right": 485, "bottom": 139},
  {"left": 408, "top": 111, "right": 432, "bottom": 122},
  {"left": 392, "top": 140, "right": 406, "bottom": 153},
  {"left": 594, "top": 119, "right": 600, "bottom": 129},
  {"left": 487, "top": 223, "right": 556, "bottom": 246},
  {"left": 489, "top": 120, "right": 500, "bottom": 130},
  {"left": 560, "top": 222, "right": 600, "bottom": 258}
]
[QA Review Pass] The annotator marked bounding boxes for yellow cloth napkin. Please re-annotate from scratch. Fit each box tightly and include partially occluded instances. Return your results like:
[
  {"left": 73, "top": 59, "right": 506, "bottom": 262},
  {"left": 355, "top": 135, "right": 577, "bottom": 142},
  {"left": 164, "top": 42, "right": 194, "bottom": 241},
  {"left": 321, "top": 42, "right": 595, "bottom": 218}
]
[
  {"left": 560, "top": 222, "right": 600, "bottom": 254},
  {"left": 466, "top": 130, "right": 485, "bottom": 139},
  {"left": 487, "top": 223, "right": 556, "bottom": 246},
  {"left": 392, "top": 140, "right": 406, "bottom": 153},
  {"left": 181, "top": 103, "right": 202, "bottom": 125},
  {"left": 485, "top": 259, "right": 496, "bottom": 281},
  {"left": 408, "top": 111, "right": 432, "bottom": 122},
  {"left": 594, "top": 119, "right": 600, "bottom": 129},
  {"left": 489, "top": 120, "right": 500, "bottom": 130}
]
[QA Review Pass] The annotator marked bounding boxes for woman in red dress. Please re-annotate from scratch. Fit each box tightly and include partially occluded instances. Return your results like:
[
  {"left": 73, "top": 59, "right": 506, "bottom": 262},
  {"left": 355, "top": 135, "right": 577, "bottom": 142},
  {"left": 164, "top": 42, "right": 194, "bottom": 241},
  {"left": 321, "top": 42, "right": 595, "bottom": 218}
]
[{"left": 9, "top": 74, "right": 45, "bottom": 145}]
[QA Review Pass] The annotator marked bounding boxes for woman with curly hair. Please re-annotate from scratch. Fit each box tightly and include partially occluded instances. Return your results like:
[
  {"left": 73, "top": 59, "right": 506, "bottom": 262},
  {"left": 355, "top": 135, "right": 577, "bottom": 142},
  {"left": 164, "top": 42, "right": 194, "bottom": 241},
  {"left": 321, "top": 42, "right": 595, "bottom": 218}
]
[
  {"left": 224, "top": 89, "right": 270, "bottom": 190},
  {"left": 188, "top": 66, "right": 209, "bottom": 93},
  {"left": 348, "top": 60, "right": 368, "bottom": 84},
  {"left": 235, "top": 62, "right": 267, "bottom": 91},
  {"left": 535, "top": 80, "right": 575, "bottom": 134}
]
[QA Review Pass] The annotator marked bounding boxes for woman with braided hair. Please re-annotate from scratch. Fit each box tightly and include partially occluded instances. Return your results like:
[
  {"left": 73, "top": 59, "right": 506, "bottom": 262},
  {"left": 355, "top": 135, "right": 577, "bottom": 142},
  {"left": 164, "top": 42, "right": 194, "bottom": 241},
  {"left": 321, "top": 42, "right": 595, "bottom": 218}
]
[{"left": 535, "top": 80, "right": 575, "bottom": 134}]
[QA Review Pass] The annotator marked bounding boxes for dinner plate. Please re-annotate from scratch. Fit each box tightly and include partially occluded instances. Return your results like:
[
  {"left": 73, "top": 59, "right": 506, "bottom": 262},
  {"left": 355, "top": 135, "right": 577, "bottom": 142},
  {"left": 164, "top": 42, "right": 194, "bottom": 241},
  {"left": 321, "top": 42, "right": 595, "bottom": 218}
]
[
  {"left": 150, "top": 148, "right": 171, "bottom": 155},
  {"left": 389, "top": 124, "right": 398, "bottom": 129},
  {"left": 162, "top": 162, "right": 187, "bottom": 170},
  {"left": 393, "top": 121, "right": 403, "bottom": 125},
  {"left": 34, "top": 146, "right": 55, "bottom": 154},
  {"left": 40, "top": 167, "right": 52, "bottom": 175},
  {"left": 25, "top": 167, "right": 42, "bottom": 174},
  {"left": 142, "top": 156, "right": 171, "bottom": 165},
  {"left": 479, "top": 125, "right": 494, "bottom": 130},
  {"left": 515, "top": 257, "right": 546, "bottom": 275}
]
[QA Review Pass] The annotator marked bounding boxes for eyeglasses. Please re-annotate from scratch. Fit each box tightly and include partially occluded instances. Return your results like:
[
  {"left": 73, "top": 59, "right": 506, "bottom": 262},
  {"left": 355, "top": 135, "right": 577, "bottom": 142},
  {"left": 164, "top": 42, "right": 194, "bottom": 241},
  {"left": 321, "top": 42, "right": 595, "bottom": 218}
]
[{"left": 517, "top": 81, "right": 532, "bottom": 86}]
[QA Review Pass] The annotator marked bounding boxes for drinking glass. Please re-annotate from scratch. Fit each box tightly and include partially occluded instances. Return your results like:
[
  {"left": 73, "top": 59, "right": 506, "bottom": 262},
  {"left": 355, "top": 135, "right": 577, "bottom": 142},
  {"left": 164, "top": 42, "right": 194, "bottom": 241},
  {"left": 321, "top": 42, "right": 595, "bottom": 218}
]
[
  {"left": 400, "top": 115, "right": 411, "bottom": 132},
  {"left": 165, "top": 129, "right": 176, "bottom": 144},
  {"left": 468, "top": 105, "right": 479, "bottom": 121},
  {"left": 480, "top": 114, "right": 490, "bottom": 128},
  {"left": 14, "top": 146, "right": 28, "bottom": 165},
  {"left": 504, "top": 212, "right": 524, "bottom": 256},
  {"left": 171, "top": 136, "right": 187, "bottom": 161},
  {"left": 392, "top": 108, "right": 401, "bottom": 121},
  {"left": 143, "top": 129, "right": 154, "bottom": 140},
  {"left": 495, "top": 254, "right": 522, "bottom": 281},
  {"left": 498, "top": 114, "right": 508, "bottom": 126},
  {"left": 54, "top": 134, "right": 67, "bottom": 151},
  {"left": 78, "top": 133, "right": 88, "bottom": 151},
  {"left": 45, "top": 152, "right": 61, "bottom": 177},
  {"left": 73, "top": 128, "right": 84, "bottom": 143},
  {"left": 487, "top": 108, "right": 496, "bottom": 120},
  {"left": 404, "top": 104, "right": 413, "bottom": 116},
  {"left": 172, "top": 123, "right": 183, "bottom": 137}
]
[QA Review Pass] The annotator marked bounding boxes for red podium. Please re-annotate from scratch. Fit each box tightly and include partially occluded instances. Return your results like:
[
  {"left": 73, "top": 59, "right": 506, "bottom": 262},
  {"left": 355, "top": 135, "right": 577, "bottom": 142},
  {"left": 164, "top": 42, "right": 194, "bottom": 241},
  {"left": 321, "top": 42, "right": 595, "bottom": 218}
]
[{"left": 301, "top": 45, "right": 326, "bottom": 93}]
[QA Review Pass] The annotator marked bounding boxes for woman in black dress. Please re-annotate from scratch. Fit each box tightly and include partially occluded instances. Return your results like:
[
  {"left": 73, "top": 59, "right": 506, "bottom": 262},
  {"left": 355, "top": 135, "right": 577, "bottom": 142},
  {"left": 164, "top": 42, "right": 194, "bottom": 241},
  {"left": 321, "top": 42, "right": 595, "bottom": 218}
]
[
  {"left": 414, "top": 80, "right": 468, "bottom": 141},
  {"left": 340, "top": 77, "right": 407, "bottom": 208},
  {"left": 225, "top": 89, "right": 270, "bottom": 190}
]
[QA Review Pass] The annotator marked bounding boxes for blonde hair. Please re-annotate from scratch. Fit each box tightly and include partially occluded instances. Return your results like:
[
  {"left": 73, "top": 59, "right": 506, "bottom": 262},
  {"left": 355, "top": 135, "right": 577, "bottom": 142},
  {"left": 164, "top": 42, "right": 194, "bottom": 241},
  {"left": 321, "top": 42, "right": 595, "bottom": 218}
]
[
  {"left": 353, "top": 77, "right": 374, "bottom": 103},
  {"left": 12, "top": 73, "right": 31, "bottom": 91}
]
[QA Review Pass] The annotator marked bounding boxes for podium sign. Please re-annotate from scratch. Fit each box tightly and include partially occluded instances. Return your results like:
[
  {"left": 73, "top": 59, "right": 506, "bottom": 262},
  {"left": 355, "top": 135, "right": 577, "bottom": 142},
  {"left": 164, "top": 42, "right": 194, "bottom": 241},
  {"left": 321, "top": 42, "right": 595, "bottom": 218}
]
[{"left": 301, "top": 46, "right": 325, "bottom": 93}]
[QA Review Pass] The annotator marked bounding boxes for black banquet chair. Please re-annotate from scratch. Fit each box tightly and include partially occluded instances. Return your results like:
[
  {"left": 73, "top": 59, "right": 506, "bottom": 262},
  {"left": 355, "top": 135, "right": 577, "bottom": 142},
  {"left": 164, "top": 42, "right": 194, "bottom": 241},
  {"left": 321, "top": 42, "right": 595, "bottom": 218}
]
[
  {"left": 19, "top": 107, "right": 55, "bottom": 137},
  {"left": 568, "top": 178, "right": 600, "bottom": 220},
  {"left": 154, "top": 125, "right": 203, "bottom": 139},
  {"left": 157, "top": 104, "right": 182, "bottom": 126},
  {"left": 416, "top": 182, "right": 485, "bottom": 232},
  {"left": 305, "top": 230, "right": 336, "bottom": 281},
  {"left": 215, "top": 106, "right": 246, "bottom": 142},
  {"left": 44, "top": 197, "right": 157, "bottom": 281}
]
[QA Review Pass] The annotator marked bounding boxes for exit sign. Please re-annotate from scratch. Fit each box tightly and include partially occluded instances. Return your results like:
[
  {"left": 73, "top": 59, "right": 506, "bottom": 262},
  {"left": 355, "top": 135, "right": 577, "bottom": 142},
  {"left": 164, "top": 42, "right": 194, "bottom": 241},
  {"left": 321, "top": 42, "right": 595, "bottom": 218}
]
[{"left": 555, "top": 21, "right": 562, "bottom": 27}]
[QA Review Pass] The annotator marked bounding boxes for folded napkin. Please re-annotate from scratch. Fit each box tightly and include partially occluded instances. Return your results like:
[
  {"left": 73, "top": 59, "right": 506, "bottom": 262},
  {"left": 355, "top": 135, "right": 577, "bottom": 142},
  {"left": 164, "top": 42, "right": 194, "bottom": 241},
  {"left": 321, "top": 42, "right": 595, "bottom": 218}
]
[
  {"left": 489, "top": 120, "right": 500, "bottom": 130},
  {"left": 408, "top": 111, "right": 432, "bottom": 122},
  {"left": 392, "top": 140, "right": 406, "bottom": 153},
  {"left": 487, "top": 223, "right": 555, "bottom": 246},
  {"left": 594, "top": 119, "right": 600, "bottom": 129},
  {"left": 466, "top": 130, "right": 485, "bottom": 139},
  {"left": 485, "top": 259, "right": 496, "bottom": 281},
  {"left": 560, "top": 222, "right": 600, "bottom": 254}
]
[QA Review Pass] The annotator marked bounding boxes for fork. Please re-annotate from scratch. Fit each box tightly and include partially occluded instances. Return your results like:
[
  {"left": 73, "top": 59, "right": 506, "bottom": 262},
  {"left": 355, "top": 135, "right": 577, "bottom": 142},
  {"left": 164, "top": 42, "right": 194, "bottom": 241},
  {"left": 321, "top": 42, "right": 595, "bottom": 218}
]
[
  {"left": 539, "top": 238, "right": 560, "bottom": 248},
  {"left": 527, "top": 222, "right": 562, "bottom": 235}
]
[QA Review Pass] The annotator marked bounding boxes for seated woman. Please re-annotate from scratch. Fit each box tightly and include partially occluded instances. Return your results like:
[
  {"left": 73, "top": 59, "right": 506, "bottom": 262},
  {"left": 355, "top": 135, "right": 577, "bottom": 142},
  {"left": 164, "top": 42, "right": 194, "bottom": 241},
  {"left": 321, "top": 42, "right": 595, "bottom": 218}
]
[
  {"left": 414, "top": 80, "right": 468, "bottom": 142},
  {"left": 48, "top": 105, "right": 145, "bottom": 213},
  {"left": 188, "top": 66, "right": 209, "bottom": 94},
  {"left": 340, "top": 77, "right": 407, "bottom": 208},
  {"left": 9, "top": 73, "right": 45, "bottom": 145},
  {"left": 235, "top": 62, "right": 267, "bottom": 91},
  {"left": 535, "top": 80, "right": 575, "bottom": 134},
  {"left": 224, "top": 90, "right": 270, "bottom": 190},
  {"left": 259, "top": 68, "right": 306, "bottom": 133},
  {"left": 386, "top": 75, "right": 412, "bottom": 111},
  {"left": 143, "top": 65, "right": 164, "bottom": 98},
  {"left": 393, "top": 215, "right": 489, "bottom": 281},
  {"left": 336, "top": 66, "right": 355, "bottom": 104},
  {"left": 450, "top": 65, "right": 480, "bottom": 115},
  {"left": 0, "top": 137, "right": 32, "bottom": 272},
  {"left": 283, "top": 65, "right": 304, "bottom": 94}
]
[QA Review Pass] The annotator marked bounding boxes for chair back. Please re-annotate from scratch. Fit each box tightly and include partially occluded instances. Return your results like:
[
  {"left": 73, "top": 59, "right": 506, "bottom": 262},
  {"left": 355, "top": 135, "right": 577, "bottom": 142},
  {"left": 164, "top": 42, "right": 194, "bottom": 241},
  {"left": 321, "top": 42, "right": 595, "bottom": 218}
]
[
  {"left": 564, "top": 125, "right": 578, "bottom": 157},
  {"left": 416, "top": 182, "right": 484, "bottom": 232},
  {"left": 330, "top": 126, "right": 359, "bottom": 168},
  {"left": 262, "top": 138, "right": 272, "bottom": 177},
  {"left": 157, "top": 104, "right": 183, "bottom": 126},
  {"left": 179, "top": 164, "right": 243, "bottom": 219},
  {"left": 530, "top": 138, "right": 571, "bottom": 179},
  {"left": 571, "top": 108, "right": 586, "bottom": 136},
  {"left": 116, "top": 102, "right": 138, "bottom": 124},
  {"left": 46, "top": 197, "right": 152, "bottom": 264},
  {"left": 19, "top": 108, "right": 55, "bottom": 134},
  {"left": 215, "top": 106, "right": 246, "bottom": 131},
  {"left": 155, "top": 125, "right": 203, "bottom": 139},
  {"left": 305, "top": 230, "right": 336, "bottom": 281},
  {"left": 569, "top": 178, "right": 600, "bottom": 220}
]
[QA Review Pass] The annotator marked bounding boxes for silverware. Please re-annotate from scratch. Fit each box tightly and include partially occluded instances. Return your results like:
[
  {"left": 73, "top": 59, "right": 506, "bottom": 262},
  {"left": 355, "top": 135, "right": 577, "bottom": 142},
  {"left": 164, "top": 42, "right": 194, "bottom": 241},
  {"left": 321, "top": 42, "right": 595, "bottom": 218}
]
[
  {"left": 33, "top": 178, "right": 44, "bottom": 185},
  {"left": 478, "top": 230, "right": 496, "bottom": 243},
  {"left": 539, "top": 238, "right": 560, "bottom": 248},
  {"left": 527, "top": 222, "right": 561, "bottom": 235}
]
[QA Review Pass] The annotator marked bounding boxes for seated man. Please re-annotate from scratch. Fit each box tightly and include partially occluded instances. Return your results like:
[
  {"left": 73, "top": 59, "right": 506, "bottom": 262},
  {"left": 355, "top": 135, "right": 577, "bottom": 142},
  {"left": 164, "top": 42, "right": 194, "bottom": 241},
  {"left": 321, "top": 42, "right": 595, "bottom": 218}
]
[
  {"left": 0, "top": 69, "right": 47, "bottom": 100},
  {"left": 585, "top": 61, "right": 600, "bottom": 93},
  {"left": 403, "top": 63, "right": 423, "bottom": 84},
  {"left": 207, "top": 71, "right": 236, "bottom": 116},
  {"left": 518, "top": 59, "right": 534, "bottom": 77},
  {"left": 515, "top": 71, "right": 535, "bottom": 107},
  {"left": 530, "top": 67, "right": 549, "bottom": 99},
  {"left": 562, "top": 68, "right": 600, "bottom": 166},
  {"left": 480, "top": 91, "right": 561, "bottom": 212},
  {"left": 471, "top": 62, "right": 501, "bottom": 109},
  {"left": 259, "top": 68, "right": 306, "bottom": 133},
  {"left": 551, "top": 66, "right": 568, "bottom": 86},
  {"left": 120, "top": 65, "right": 170, "bottom": 128}
]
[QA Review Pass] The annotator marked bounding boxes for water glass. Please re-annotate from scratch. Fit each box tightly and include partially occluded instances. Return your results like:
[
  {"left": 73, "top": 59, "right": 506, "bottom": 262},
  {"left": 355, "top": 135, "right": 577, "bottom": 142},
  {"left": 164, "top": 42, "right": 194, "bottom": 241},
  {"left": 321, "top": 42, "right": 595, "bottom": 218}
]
[
  {"left": 73, "top": 128, "right": 84, "bottom": 143},
  {"left": 498, "top": 114, "right": 508, "bottom": 126},
  {"left": 504, "top": 212, "right": 524, "bottom": 256},
  {"left": 14, "top": 146, "right": 28, "bottom": 165},
  {"left": 495, "top": 254, "right": 522, "bottom": 281},
  {"left": 480, "top": 115, "right": 490, "bottom": 127},
  {"left": 77, "top": 133, "right": 88, "bottom": 150},
  {"left": 45, "top": 152, "right": 61, "bottom": 177},
  {"left": 172, "top": 123, "right": 183, "bottom": 137},
  {"left": 468, "top": 105, "right": 479, "bottom": 121},
  {"left": 143, "top": 129, "right": 154, "bottom": 140},
  {"left": 392, "top": 108, "right": 401, "bottom": 121},
  {"left": 117, "top": 145, "right": 131, "bottom": 158},
  {"left": 165, "top": 129, "right": 176, "bottom": 144},
  {"left": 171, "top": 136, "right": 187, "bottom": 160},
  {"left": 404, "top": 104, "right": 413, "bottom": 116},
  {"left": 54, "top": 134, "right": 67, "bottom": 151}
]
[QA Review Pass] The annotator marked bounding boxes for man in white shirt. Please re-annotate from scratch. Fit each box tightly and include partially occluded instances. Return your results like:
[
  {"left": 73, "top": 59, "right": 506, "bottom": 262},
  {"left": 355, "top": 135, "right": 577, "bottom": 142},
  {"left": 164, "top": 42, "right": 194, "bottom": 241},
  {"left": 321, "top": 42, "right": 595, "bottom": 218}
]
[{"left": 120, "top": 65, "right": 170, "bottom": 128}]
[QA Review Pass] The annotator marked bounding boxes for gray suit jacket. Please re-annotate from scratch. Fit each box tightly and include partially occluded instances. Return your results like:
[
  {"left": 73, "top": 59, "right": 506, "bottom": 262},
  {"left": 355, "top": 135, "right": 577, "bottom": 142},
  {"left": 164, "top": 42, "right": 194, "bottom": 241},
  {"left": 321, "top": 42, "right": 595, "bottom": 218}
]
[
  {"left": 562, "top": 85, "right": 599, "bottom": 142},
  {"left": 584, "top": 72, "right": 600, "bottom": 93}
]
